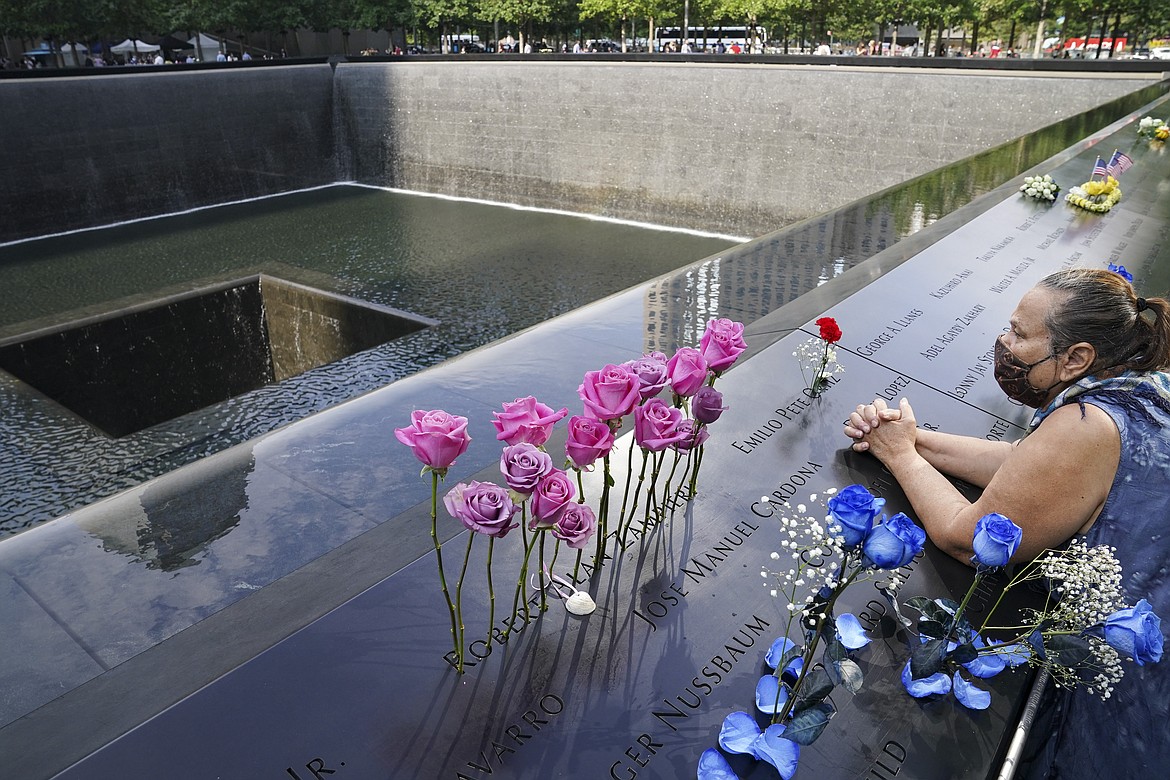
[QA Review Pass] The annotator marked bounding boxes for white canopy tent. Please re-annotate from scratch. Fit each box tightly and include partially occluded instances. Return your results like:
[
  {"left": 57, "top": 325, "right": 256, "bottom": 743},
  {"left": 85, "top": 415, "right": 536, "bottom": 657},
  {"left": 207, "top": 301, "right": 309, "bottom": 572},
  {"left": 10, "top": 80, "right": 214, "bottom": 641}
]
[
  {"left": 187, "top": 33, "right": 225, "bottom": 60},
  {"left": 110, "top": 39, "right": 160, "bottom": 54}
]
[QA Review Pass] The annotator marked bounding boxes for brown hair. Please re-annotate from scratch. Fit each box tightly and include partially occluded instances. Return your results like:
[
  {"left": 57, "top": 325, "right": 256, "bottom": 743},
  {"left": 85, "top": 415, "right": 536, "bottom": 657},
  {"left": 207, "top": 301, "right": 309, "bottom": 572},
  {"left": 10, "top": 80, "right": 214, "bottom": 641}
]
[{"left": 1039, "top": 268, "right": 1170, "bottom": 373}]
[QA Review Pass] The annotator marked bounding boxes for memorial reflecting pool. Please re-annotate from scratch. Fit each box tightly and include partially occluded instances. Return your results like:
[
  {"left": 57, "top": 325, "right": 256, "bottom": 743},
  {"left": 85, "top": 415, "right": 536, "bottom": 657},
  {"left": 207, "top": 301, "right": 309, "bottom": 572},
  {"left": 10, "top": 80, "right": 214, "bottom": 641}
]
[{"left": 0, "top": 186, "right": 737, "bottom": 533}]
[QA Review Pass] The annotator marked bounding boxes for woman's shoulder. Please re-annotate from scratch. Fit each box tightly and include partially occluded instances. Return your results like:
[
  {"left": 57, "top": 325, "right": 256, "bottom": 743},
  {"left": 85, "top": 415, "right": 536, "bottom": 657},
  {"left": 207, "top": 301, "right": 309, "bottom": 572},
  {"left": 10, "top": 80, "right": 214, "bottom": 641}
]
[{"left": 1031, "top": 401, "right": 1118, "bottom": 441}]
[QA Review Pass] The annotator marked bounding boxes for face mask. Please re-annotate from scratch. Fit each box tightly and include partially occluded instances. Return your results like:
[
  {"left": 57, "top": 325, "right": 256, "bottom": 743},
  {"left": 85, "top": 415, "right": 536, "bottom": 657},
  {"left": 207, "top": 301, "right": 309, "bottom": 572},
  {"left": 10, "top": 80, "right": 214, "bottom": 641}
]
[{"left": 993, "top": 336, "right": 1061, "bottom": 407}]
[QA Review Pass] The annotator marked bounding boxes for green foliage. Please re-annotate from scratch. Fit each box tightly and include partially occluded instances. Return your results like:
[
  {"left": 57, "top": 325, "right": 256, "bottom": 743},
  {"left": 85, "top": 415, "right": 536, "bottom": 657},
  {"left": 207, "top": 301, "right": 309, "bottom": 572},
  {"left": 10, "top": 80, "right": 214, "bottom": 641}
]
[
  {"left": 3, "top": 0, "right": 1163, "bottom": 52},
  {"left": 477, "top": 0, "right": 556, "bottom": 27}
]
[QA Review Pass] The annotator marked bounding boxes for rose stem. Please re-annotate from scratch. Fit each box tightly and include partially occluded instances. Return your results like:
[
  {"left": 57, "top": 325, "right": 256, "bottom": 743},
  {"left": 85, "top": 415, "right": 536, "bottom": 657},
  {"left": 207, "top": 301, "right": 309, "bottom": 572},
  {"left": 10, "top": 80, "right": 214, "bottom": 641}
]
[{"left": 429, "top": 471, "right": 462, "bottom": 673}]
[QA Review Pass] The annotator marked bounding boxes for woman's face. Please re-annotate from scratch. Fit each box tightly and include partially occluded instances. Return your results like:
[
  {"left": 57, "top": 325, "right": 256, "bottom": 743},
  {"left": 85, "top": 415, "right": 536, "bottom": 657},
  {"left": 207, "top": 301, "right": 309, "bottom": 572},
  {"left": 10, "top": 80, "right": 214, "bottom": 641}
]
[
  {"left": 1001, "top": 286, "right": 1065, "bottom": 400},
  {"left": 1004, "top": 287, "right": 1057, "bottom": 357}
]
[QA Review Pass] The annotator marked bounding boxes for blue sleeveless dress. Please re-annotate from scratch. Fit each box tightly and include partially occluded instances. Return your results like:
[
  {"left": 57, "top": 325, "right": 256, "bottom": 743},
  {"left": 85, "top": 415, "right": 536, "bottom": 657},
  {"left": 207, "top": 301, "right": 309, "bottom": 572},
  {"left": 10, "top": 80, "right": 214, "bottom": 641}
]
[{"left": 1031, "top": 372, "right": 1170, "bottom": 779}]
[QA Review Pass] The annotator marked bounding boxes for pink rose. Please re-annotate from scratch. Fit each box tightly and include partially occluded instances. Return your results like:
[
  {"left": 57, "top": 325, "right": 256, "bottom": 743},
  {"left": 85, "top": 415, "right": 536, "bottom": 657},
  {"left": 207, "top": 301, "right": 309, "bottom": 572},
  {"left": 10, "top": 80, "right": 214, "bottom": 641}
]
[
  {"left": 565, "top": 415, "right": 615, "bottom": 469},
  {"left": 623, "top": 354, "right": 671, "bottom": 401},
  {"left": 553, "top": 504, "right": 597, "bottom": 550},
  {"left": 500, "top": 443, "right": 553, "bottom": 495},
  {"left": 394, "top": 409, "right": 471, "bottom": 470},
  {"left": 443, "top": 481, "right": 519, "bottom": 538},
  {"left": 672, "top": 419, "right": 710, "bottom": 452},
  {"left": 578, "top": 364, "right": 641, "bottom": 421},
  {"left": 530, "top": 469, "right": 576, "bottom": 527},
  {"left": 491, "top": 396, "right": 568, "bottom": 446},
  {"left": 700, "top": 318, "right": 747, "bottom": 372},
  {"left": 634, "top": 397, "right": 687, "bottom": 451},
  {"left": 691, "top": 386, "right": 727, "bottom": 424},
  {"left": 667, "top": 348, "right": 708, "bottom": 398}
]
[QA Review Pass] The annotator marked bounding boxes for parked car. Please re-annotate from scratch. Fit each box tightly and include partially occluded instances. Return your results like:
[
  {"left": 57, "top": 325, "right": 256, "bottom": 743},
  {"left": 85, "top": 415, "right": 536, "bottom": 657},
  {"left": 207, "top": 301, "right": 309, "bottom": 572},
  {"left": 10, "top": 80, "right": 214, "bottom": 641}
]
[{"left": 1151, "top": 47, "right": 1170, "bottom": 59}]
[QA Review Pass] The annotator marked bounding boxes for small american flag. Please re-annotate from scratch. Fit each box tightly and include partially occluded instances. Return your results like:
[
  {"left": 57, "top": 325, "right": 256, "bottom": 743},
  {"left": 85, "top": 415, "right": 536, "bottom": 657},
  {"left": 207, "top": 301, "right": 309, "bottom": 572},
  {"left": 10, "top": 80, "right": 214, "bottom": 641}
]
[
  {"left": 1107, "top": 150, "right": 1134, "bottom": 177},
  {"left": 1092, "top": 156, "right": 1108, "bottom": 177}
]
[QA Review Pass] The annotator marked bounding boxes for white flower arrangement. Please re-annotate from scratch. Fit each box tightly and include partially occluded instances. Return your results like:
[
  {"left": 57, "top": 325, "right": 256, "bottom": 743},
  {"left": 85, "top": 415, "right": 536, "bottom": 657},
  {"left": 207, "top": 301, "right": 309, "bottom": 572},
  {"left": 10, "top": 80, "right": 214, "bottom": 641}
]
[
  {"left": 1138, "top": 116, "right": 1169, "bottom": 140},
  {"left": 1019, "top": 174, "right": 1059, "bottom": 202}
]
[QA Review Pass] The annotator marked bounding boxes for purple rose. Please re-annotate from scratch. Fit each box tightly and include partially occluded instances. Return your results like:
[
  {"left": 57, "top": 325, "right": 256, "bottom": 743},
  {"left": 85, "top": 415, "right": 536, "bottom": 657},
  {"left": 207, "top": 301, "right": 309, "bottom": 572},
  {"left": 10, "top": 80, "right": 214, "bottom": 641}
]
[
  {"left": 862, "top": 512, "right": 926, "bottom": 569},
  {"left": 553, "top": 503, "right": 597, "bottom": 549},
  {"left": 971, "top": 513, "right": 1022, "bottom": 568},
  {"left": 530, "top": 469, "right": 576, "bottom": 527},
  {"left": 578, "top": 364, "right": 641, "bottom": 421},
  {"left": 394, "top": 409, "right": 471, "bottom": 471},
  {"left": 443, "top": 481, "right": 519, "bottom": 538},
  {"left": 672, "top": 419, "right": 710, "bottom": 452},
  {"left": 691, "top": 386, "right": 727, "bottom": 424},
  {"left": 827, "top": 484, "right": 885, "bottom": 548},
  {"left": 499, "top": 442, "right": 553, "bottom": 495},
  {"left": 634, "top": 398, "right": 687, "bottom": 451},
  {"left": 1103, "top": 599, "right": 1164, "bottom": 665},
  {"left": 699, "top": 318, "right": 747, "bottom": 372},
  {"left": 623, "top": 354, "right": 671, "bottom": 401},
  {"left": 564, "top": 415, "right": 615, "bottom": 469},
  {"left": 491, "top": 396, "right": 568, "bottom": 447},
  {"left": 667, "top": 347, "right": 708, "bottom": 398}
]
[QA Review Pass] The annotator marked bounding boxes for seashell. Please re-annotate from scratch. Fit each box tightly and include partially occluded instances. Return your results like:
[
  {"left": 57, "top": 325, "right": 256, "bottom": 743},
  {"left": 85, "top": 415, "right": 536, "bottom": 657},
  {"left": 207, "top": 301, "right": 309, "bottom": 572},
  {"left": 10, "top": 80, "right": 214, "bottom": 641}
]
[{"left": 565, "top": 591, "right": 596, "bottom": 616}]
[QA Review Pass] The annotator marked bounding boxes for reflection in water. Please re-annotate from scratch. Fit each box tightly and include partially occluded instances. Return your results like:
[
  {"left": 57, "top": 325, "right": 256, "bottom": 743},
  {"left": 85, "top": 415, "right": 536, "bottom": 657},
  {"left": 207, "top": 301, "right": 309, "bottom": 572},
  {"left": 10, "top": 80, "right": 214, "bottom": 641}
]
[
  {"left": 645, "top": 83, "right": 1169, "bottom": 349},
  {"left": 75, "top": 455, "right": 253, "bottom": 571}
]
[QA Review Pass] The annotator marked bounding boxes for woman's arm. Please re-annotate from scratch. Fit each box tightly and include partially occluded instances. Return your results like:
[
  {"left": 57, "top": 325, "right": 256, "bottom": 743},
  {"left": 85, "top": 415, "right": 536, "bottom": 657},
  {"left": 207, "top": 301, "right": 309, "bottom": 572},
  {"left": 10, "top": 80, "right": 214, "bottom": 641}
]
[
  {"left": 846, "top": 401, "right": 1013, "bottom": 488},
  {"left": 909, "top": 429, "right": 1013, "bottom": 488},
  {"left": 853, "top": 398, "right": 1119, "bottom": 564}
]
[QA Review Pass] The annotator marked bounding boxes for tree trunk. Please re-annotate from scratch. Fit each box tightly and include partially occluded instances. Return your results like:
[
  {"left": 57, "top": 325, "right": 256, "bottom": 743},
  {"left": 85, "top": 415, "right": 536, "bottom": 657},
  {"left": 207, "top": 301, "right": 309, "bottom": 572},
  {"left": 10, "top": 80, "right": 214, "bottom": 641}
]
[
  {"left": 1008, "top": 20, "right": 1016, "bottom": 50},
  {"left": 1108, "top": 10, "right": 1121, "bottom": 57},
  {"left": 924, "top": 27, "right": 932, "bottom": 56},
  {"left": 648, "top": 17, "right": 655, "bottom": 53},
  {"left": 621, "top": 18, "right": 627, "bottom": 53},
  {"left": 971, "top": 18, "right": 980, "bottom": 55}
]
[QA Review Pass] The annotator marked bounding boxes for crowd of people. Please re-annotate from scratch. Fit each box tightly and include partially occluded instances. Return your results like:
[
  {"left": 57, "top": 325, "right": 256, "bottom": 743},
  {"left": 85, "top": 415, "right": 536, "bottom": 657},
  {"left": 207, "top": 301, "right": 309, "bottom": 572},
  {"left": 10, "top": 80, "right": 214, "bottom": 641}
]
[{"left": 1, "top": 49, "right": 281, "bottom": 69}]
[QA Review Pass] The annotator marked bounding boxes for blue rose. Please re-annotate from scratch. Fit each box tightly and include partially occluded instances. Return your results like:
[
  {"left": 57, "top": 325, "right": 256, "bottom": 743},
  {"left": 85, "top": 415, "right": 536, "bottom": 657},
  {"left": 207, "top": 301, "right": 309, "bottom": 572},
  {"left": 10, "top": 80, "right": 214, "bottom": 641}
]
[
  {"left": 1103, "top": 599, "right": 1164, "bottom": 666},
  {"left": 827, "top": 485, "right": 885, "bottom": 548},
  {"left": 862, "top": 512, "right": 926, "bottom": 569},
  {"left": 971, "top": 513, "right": 1022, "bottom": 568}
]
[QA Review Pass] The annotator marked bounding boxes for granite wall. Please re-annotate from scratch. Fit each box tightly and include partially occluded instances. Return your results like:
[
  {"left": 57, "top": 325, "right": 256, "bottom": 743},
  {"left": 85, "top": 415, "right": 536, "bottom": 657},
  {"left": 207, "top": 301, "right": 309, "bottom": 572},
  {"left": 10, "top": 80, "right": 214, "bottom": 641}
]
[
  {"left": 0, "top": 64, "right": 337, "bottom": 243},
  {"left": 333, "top": 61, "right": 1163, "bottom": 236},
  {"left": 1, "top": 60, "right": 1161, "bottom": 243}
]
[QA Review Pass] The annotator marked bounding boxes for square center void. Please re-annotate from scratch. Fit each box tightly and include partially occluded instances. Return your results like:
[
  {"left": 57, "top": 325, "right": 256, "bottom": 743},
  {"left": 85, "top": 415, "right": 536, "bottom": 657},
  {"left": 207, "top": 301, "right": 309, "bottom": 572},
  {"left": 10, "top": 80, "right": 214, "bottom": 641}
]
[{"left": 0, "top": 275, "right": 435, "bottom": 438}]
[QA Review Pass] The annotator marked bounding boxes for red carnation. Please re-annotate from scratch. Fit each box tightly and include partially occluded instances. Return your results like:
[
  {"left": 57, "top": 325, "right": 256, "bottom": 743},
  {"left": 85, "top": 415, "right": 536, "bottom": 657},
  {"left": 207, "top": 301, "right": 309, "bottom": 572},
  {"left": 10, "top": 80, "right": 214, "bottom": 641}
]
[{"left": 816, "top": 317, "right": 842, "bottom": 344}]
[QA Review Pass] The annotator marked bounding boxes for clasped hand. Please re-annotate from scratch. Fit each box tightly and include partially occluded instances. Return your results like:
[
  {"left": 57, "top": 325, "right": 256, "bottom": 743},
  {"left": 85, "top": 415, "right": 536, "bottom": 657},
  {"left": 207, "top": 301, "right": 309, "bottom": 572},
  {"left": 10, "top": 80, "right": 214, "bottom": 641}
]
[{"left": 843, "top": 397, "right": 918, "bottom": 460}]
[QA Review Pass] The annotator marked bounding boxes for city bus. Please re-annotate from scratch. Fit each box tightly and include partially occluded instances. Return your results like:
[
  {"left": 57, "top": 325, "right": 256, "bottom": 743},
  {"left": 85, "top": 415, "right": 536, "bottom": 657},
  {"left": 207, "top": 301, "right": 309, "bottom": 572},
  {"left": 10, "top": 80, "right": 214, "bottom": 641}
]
[{"left": 655, "top": 25, "right": 767, "bottom": 53}]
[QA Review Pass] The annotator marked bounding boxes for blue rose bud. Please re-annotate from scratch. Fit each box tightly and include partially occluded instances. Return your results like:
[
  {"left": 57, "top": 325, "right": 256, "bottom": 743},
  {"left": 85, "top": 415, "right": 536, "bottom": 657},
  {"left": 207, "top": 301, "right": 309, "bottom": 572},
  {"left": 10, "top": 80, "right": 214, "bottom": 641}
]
[
  {"left": 827, "top": 484, "right": 885, "bottom": 548},
  {"left": 1103, "top": 599, "right": 1164, "bottom": 666},
  {"left": 971, "top": 513, "right": 1022, "bottom": 568},
  {"left": 862, "top": 512, "right": 926, "bottom": 569}
]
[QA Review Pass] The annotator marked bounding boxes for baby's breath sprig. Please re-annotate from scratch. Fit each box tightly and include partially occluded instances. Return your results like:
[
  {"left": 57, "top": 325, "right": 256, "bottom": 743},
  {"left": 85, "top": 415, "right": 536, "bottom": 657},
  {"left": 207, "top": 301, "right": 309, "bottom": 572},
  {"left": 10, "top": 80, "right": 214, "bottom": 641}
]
[
  {"left": 701, "top": 485, "right": 926, "bottom": 779},
  {"left": 977, "top": 540, "right": 1131, "bottom": 700}
]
